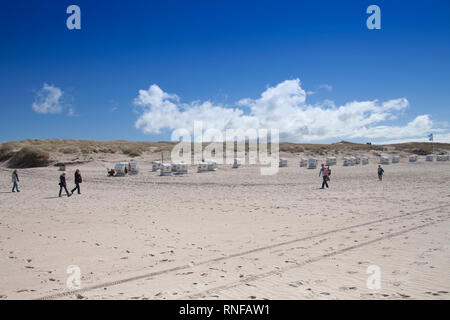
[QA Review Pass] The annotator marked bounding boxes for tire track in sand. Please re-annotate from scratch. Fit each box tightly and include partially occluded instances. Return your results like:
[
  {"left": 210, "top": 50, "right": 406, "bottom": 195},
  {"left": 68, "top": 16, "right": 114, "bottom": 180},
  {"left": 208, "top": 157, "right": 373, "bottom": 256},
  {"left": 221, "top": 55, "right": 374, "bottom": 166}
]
[
  {"left": 183, "top": 214, "right": 450, "bottom": 299},
  {"left": 35, "top": 204, "right": 449, "bottom": 300}
]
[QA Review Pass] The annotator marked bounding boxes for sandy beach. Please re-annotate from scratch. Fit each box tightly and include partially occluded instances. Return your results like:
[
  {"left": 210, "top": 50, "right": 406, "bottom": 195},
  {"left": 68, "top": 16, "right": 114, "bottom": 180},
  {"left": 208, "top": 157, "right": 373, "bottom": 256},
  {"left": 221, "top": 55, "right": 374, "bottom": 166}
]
[{"left": 0, "top": 153, "right": 449, "bottom": 300}]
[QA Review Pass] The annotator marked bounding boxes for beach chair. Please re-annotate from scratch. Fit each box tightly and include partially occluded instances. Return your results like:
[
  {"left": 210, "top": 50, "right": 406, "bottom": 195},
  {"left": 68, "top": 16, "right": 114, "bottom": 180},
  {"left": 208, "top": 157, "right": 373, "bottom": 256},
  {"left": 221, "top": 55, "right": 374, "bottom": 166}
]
[
  {"left": 326, "top": 157, "right": 337, "bottom": 166},
  {"left": 343, "top": 157, "right": 352, "bottom": 166},
  {"left": 172, "top": 162, "right": 187, "bottom": 175},
  {"left": 426, "top": 154, "right": 434, "bottom": 162},
  {"left": 114, "top": 162, "right": 129, "bottom": 176},
  {"left": 207, "top": 160, "right": 218, "bottom": 171},
  {"left": 160, "top": 163, "right": 172, "bottom": 176},
  {"left": 299, "top": 158, "right": 308, "bottom": 167},
  {"left": 129, "top": 162, "right": 139, "bottom": 174},
  {"left": 392, "top": 155, "right": 400, "bottom": 163},
  {"left": 152, "top": 161, "right": 161, "bottom": 172},
  {"left": 380, "top": 156, "right": 389, "bottom": 165},
  {"left": 307, "top": 158, "right": 317, "bottom": 169},
  {"left": 232, "top": 158, "right": 241, "bottom": 168},
  {"left": 409, "top": 154, "right": 418, "bottom": 163},
  {"left": 198, "top": 162, "right": 209, "bottom": 172},
  {"left": 279, "top": 158, "right": 288, "bottom": 167},
  {"left": 361, "top": 157, "right": 369, "bottom": 165}
]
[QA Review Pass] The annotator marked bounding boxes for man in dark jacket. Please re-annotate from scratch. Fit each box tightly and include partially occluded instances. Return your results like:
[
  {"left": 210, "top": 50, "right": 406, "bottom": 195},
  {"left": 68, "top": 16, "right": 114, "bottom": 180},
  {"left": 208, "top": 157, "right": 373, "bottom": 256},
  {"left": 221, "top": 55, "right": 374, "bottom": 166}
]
[
  {"left": 59, "top": 172, "right": 71, "bottom": 197},
  {"left": 71, "top": 169, "right": 82, "bottom": 195},
  {"left": 378, "top": 165, "right": 384, "bottom": 181}
]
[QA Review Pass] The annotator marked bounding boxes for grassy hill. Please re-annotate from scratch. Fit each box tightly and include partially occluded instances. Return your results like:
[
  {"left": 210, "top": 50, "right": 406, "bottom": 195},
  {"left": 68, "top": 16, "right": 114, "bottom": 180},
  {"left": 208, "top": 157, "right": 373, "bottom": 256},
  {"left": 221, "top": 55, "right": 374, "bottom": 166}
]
[{"left": 1, "top": 139, "right": 449, "bottom": 168}]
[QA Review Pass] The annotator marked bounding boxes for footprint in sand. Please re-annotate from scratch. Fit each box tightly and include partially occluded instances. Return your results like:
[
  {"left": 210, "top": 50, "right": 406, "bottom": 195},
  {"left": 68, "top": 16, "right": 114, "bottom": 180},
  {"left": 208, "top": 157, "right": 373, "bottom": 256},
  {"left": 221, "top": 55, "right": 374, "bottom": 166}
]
[{"left": 339, "top": 286, "right": 357, "bottom": 291}]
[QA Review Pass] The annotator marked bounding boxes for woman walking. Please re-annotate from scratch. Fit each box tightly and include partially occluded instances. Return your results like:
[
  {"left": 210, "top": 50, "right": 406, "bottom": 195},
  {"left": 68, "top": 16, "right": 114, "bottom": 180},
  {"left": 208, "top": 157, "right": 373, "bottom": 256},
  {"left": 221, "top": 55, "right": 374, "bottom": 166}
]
[
  {"left": 71, "top": 169, "right": 82, "bottom": 195},
  {"left": 11, "top": 170, "right": 20, "bottom": 192}
]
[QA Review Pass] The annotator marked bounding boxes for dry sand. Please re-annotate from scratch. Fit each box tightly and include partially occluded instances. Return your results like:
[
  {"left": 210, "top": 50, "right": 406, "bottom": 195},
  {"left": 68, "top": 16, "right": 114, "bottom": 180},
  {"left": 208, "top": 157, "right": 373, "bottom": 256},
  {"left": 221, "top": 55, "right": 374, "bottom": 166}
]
[{"left": 0, "top": 154, "right": 449, "bottom": 300}]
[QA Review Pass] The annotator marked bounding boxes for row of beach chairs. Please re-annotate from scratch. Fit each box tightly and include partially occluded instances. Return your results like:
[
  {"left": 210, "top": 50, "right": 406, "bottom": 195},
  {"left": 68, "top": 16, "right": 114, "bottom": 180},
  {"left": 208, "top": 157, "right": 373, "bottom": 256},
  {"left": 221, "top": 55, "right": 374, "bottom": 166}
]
[
  {"left": 380, "top": 154, "right": 450, "bottom": 164},
  {"left": 113, "top": 154, "right": 450, "bottom": 177}
]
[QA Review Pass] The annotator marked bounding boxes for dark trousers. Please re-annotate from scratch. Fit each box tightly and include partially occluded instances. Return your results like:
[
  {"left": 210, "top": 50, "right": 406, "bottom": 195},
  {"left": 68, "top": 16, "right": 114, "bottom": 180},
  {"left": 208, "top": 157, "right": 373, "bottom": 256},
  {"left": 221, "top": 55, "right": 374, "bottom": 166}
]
[
  {"left": 12, "top": 181, "right": 19, "bottom": 192},
  {"left": 321, "top": 175, "right": 329, "bottom": 188},
  {"left": 59, "top": 185, "right": 70, "bottom": 197},
  {"left": 71, "top": 183, "right": 81, "bottom": 194},
  {"left": 378, "top": 174, "right": 383, "bottom": 181}
]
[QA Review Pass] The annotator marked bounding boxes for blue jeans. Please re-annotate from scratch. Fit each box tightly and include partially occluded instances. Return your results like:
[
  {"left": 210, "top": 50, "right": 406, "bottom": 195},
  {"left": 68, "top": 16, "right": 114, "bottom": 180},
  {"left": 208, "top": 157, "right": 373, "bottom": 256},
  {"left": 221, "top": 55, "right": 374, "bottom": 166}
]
[
  {"left": 321, "top": 175, "right": 329, "bottom": 188},
  {"left": 12, "top": 181, "right": 19, "bottom": 192}
]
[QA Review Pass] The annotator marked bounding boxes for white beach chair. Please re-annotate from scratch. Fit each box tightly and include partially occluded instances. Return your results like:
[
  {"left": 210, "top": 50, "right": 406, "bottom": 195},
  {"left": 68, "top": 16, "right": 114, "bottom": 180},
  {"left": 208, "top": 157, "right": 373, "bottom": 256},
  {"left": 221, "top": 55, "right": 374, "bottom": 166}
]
[
  {"left": 380, "top": 156, "right": 389, "bottom": 165},
  {"left": 232, "top": 158, "right": 241, "bottom": 168},
  {"left": 326, "top": 157, "right": 337, "bottom": 166},
  {"left": 299, "top": 158, "right": 308, "bottom": 167},
  {"left": 160, "top": 163, "right": 172, "bottom": 176},
  {"left": 174, "top": 162, "right": 188, "bottom": 174},
  {"left": 114, "top": 162, "right": 129, "bottom": 176},
  {"left": 308, "top": 158, "right": 317, "bottom": 169},
  {"left": 279, "top": 158, "right": 288, "bottom": 167},
  {"left": 152, "top": 161, "right": 161, "bottom": 172},
  {"left": 343, "top": 157, "right": 352, "bottom": 166},
  {"left": 198, "top": 162, "right": 209, "bottom": 173},
  {"left": 207, "top": 160, "right": 218, "bottom": 171}
]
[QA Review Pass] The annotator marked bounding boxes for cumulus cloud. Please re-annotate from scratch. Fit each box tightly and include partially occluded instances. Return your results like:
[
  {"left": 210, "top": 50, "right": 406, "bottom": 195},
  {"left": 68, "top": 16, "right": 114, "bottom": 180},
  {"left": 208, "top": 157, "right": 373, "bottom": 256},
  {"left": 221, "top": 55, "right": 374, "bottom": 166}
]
[
  {"left": 133, "top": 79, "right": 445, "bottom": 143},
  {"left": 32, "top": 83, "right": 64, "bottom": 114}
]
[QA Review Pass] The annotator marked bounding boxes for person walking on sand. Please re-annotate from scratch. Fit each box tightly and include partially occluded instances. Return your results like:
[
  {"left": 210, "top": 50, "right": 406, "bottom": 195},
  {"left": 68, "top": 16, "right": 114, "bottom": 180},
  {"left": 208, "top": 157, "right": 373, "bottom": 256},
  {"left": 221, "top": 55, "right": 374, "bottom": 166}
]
[
  {"left": 70, "top": 169, "right": 82, "bottom": 195},
  {"left": 11, "top": 170, "right": 20, "bottom": 192},
  {"left": 319, "top": 164, "right": 329, "bottom": 189},
  {"left": 378, "top": 165, "right": 385, "bottom": 181},
  {"left": 59, "top": 172, "right": 71, "bottom": 197}
]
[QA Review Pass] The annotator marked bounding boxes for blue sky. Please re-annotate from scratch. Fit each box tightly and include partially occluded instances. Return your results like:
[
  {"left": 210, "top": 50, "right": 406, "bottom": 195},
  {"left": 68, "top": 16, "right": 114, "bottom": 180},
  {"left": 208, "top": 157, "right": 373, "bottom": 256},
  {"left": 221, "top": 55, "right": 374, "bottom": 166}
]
[{"left": 1, "top": 0, "right": 449, "bottom": 143}]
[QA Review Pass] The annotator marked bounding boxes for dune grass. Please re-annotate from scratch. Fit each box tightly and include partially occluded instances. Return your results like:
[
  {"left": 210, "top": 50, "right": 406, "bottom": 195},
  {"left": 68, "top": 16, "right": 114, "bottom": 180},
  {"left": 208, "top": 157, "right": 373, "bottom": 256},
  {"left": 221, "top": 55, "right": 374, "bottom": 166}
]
[{"left": 0, "top": 139, "right": 449, "bottom": 168}]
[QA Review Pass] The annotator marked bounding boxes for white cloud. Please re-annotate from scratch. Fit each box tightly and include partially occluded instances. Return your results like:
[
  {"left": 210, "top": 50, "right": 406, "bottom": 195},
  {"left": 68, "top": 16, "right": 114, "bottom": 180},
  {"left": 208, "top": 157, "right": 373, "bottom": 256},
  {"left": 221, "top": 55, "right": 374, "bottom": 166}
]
[
  {"left": 32, "top": 83, "right": 64, "bottom": 114},
  {"left": 133, "top": 79, "right": 447, "bottom": 143},
  {"left": 307, "top": 83, "right": 333, "bottom": 95},
  {"left": 318, "top": 83, "right": 333, "bottom": 91}
]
